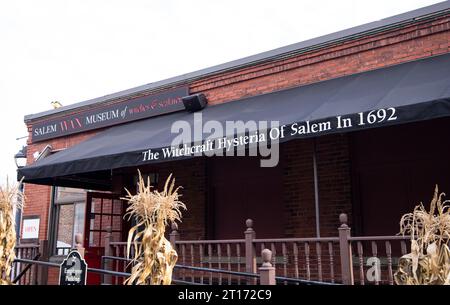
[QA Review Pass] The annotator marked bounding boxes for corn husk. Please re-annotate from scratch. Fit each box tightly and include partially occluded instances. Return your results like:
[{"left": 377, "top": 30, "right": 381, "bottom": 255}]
[
  {"left": 0, "top": 178, "right": 23, "bottom": 285},
  {"left": 122, "top": 171, "right": 186, "bottom": 285},
  {"left": 394, "top": 185, "right": 450, "bottom": 285}
]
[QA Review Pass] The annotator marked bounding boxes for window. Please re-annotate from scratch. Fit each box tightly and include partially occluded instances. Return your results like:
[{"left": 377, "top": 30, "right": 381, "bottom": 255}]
[{"left": 52, "top": 187, "right": 86, "bottom": 256}]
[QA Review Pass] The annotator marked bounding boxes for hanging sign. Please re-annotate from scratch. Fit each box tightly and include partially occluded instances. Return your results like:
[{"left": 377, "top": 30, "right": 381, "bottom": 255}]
[
  {"left": 31, "top": 86, "right": 189, "bottom": 143},
  {"left": 59, "top": 250, "right": 88, "bottom": 285}
]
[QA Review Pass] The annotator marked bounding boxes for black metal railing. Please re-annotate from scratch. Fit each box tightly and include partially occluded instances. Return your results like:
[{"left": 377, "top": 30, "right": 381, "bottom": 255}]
[
  {"left": 13, "top": 253, "right": 342, "bottom": 286},
  {"left": 13, "top": 253, "right": 41, "bottom": 284},
  {"left": 274, "top": 275, "right": 340, "bottom": 285},
  {"left": 13, "top": 254, "right": 341, "bottom": 285},
  {"left": 13, "top": 257, "right": 200, "bottom": 285},
  {"left": 13, "top": 243, "right": 40, "bottom": 285},
  {"left": 101, "top": 255, "right": 259, "bottom": 285},
  {"left": 101, "top": 255, "right": 338, "bottom": 285}
]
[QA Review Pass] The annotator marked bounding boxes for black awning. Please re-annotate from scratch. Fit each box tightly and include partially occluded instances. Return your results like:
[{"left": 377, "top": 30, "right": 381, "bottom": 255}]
[{"left": 19, "top": 53, "right": 450, "bottom": 186}]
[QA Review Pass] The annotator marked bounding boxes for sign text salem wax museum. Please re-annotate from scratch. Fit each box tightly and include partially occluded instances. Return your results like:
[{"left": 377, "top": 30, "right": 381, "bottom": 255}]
[{"left": 31, "top": 86, "right": 189, "bottom": 143}]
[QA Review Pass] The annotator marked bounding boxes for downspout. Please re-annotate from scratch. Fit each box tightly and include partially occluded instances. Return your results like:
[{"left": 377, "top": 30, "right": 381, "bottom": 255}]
[
  {"left": 313, "top": 138, "right": 320, "bottom": 238},
  {"left": 47, "top": 186, "right": 57, "bottom": 254}
]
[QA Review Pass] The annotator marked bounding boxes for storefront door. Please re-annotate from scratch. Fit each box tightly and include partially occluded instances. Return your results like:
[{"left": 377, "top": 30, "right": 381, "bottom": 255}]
[{"left": 84, "top": 192, "right": 124, "bottom": 284}]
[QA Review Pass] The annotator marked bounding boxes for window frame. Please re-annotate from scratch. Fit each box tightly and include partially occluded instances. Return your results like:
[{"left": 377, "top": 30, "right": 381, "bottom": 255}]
[{"left": 50, "top": 186, "right": 87, "bottom": 256}]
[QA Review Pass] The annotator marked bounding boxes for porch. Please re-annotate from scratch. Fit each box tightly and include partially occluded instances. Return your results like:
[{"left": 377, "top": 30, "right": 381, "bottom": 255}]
[
  {"left": 13, "top": 213, "right": 411, "bottom": 285},
  {"left": 104, "top": 213, "right": 410, "bottom": 285}
]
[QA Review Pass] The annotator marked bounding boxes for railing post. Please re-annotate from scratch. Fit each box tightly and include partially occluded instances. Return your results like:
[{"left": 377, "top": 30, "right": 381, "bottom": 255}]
[
  {"left": 259, "top": 249, "right": 276, "bottom": 285},
  {"left": 169, "top": 223, "right": 180, "bottom": 281},
  {"left": 37, "top": 239, "right": 49, "bottom": 285},
  {"left": 74, "top": 233, "right": 85, "bottom": 258},
  {"left": 338, "top": 213, "right": 354, "bottom": 285},
  {"left": 170, "top": 222, "right": 179, "bottom": 251},
  {"left": 103, "top": 226, "right": 112, "bottom": 285},
  {"left": 245, "top": 219, "right": 256, "bottom": 275}
]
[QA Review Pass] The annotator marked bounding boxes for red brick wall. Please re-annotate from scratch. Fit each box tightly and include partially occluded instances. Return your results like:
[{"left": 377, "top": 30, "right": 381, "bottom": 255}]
[
  {"left": 282, "top": 135, "right": 352, "bottom": 238},
  {"left": 22, "top": 14, "right": 450, "bottom": 244},
  {"left": 282, "top": 138, "right": 316, "bottom": 237},
  {"left": 145, "top": 158, "right": 207, "bottom": 240},
  {"left": 22, "top": 129, "right": 99, "bottom": 241},
  {"left": 316, "top": 134, "right": 352, "bottom": 236},
  {"left": 190, "top": 16, "right": 450, "bottom": 104},
  {"left": 22, "top": 183, "right": 51, "bottom": 240},
  {"left": 47, "top": 266, "right": 59, "bottom": 285}
]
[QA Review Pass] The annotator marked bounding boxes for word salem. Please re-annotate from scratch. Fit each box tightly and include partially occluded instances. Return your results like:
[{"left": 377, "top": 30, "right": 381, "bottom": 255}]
[{"left": 34, "top": 124, "right": 57, "bottom": 137}]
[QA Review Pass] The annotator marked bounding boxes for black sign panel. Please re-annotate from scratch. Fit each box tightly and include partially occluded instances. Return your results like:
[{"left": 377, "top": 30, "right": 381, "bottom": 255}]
[
  {"left": 31, "top": 86, "right": 189, "bottom": 143},
  {"left": 59, "top": 250, "right": 87, "bottom": 285}
]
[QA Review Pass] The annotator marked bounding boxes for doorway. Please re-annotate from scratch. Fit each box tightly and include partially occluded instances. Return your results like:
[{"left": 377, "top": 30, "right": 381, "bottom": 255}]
[{"left": 83, "top": 192, "right": 124, "bottom": 284}]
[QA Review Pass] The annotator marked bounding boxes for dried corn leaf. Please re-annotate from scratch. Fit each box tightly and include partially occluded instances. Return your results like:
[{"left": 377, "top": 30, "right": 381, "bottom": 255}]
[
  {"left": 122, "top": 171, "right": 185, "bottom": 285},
  {"left": 395, "top": 185, "right": 450, "bottom": 285},
  {"left": 0, "top": 178, "right": 23, "bottom": 285}
]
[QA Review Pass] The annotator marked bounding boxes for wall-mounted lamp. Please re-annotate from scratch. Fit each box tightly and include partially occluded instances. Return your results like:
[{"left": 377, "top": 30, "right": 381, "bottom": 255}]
[
  {"left": 182, "top": 93, "right": 208, "bottom": 112},
  {"left": 14, "top": 146, "right": 27, "bottom": 168},
  {"left": 33, "top": 144, "right": 53, "bottom": 161}
]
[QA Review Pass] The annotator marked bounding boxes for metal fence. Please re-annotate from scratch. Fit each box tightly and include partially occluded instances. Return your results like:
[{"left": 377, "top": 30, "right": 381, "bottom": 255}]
[{"left": 13, "top": 247, "right": 328, "bottom": 286}]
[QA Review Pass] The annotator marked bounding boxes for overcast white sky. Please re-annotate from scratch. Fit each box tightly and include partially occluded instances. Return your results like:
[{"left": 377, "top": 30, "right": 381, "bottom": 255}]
[{"left": 0, "top": 0, "right": 443, "bottom": 185}]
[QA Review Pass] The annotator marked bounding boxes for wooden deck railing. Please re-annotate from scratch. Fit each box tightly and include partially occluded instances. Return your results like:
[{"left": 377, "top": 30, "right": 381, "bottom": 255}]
[
  {"left": 10, "top": 213, "right": 411, "bottom": 285},
  {"left": 252, "top": 237, "right": 340, "bottom": 283},
  {"left": 348, "top": 235, "right": 410, "bottom": 285},
  {"left": 105, "top": 213, "right": 411, "bottom": 285},
  {"left": 12, "top": 243, "right": 40, "bottom": 285}
]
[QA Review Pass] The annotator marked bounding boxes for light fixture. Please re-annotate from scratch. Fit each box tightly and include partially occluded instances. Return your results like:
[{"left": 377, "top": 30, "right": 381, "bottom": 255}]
[
  {"left": 14, "top": 146, "right": 27, "bottom": 168},
  {"left": 182, "top": 93, "right": 208, "bottom": 112},
  {"left": 33, "top": 144, "right": 53, "bottom": 161}
]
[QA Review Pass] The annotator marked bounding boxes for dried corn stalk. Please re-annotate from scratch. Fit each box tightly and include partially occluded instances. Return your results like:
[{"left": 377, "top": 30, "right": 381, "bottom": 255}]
[
  {"left": 122, "top": 171, "right": 186, "bottom": 285},
  {"left": 0, "top": 178, "right": 23, "bottom": 285},
  {"left": 394, "top": 185, "right": 450, "bottom": 285}
]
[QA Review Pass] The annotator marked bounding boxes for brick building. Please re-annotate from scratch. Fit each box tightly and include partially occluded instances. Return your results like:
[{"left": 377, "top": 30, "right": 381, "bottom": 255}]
[{"left": 17, "top": 2, "right": 450, "bottom": 284}]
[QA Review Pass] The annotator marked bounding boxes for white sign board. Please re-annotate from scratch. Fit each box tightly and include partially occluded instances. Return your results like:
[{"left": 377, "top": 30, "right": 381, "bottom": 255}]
[{"left": 22, "top": 218, "right": 40, "bottom": 239}]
